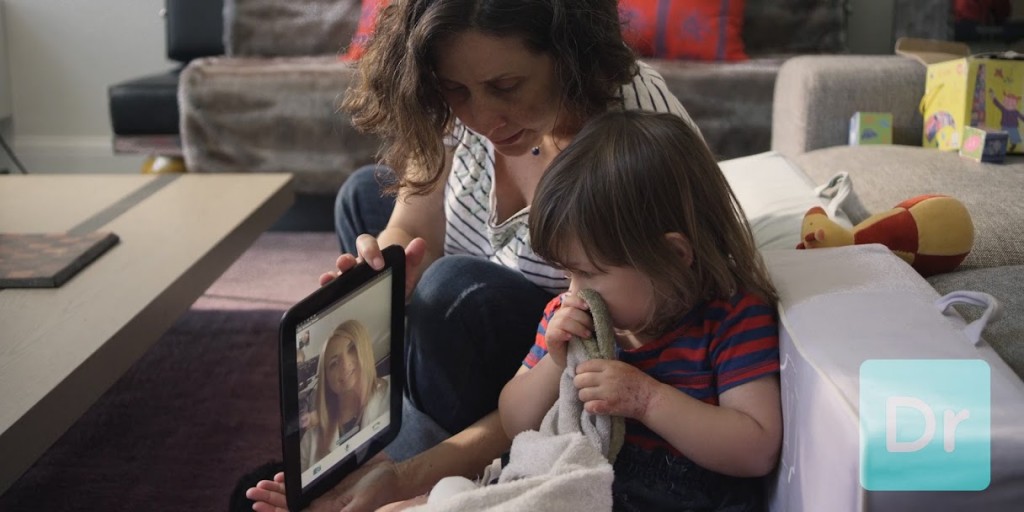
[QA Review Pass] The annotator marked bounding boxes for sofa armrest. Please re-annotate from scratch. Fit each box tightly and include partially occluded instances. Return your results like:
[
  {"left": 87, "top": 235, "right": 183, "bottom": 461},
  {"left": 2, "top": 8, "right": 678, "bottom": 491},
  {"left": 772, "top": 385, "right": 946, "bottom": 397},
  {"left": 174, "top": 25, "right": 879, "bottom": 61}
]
[{"left": 770, "top": 55, "right": 926, "bottom": 158}]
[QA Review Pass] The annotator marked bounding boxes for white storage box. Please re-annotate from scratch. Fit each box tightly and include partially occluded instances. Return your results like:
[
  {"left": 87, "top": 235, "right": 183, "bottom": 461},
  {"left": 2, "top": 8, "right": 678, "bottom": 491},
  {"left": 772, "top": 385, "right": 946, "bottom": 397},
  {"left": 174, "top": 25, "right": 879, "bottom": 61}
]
[
  {"left": 764, "top": 245, "right": 1024, "bottom": 511},
  {"left": 720, "top": 151, "right": 853, "bottom": 251}
]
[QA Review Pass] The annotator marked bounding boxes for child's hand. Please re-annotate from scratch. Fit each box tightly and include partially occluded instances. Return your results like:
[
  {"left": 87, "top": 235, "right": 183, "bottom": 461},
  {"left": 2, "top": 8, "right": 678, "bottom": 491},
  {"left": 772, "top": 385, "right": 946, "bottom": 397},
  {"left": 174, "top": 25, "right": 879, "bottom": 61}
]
[
  {"left": 573, "top": 359, "right": 661, "bottom": 420},
  {"left": 544, "top": 293, "right": 592, "bottom": 368},
  {"left": 247, "top": 471, "right": 288, "bottom": 512}
]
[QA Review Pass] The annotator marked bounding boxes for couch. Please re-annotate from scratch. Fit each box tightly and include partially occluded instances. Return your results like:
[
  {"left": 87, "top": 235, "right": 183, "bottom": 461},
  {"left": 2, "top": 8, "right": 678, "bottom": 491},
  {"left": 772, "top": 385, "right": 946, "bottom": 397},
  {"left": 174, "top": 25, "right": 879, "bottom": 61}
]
[
  {"left": 179, "top": 0, "right": 950, "bottom": 199},
  {"left": 760, "top": 54, "right": 1024, "bottom": 511},
  {"left": 771, "top": 54, "right": 1024, "bottom": 335}
]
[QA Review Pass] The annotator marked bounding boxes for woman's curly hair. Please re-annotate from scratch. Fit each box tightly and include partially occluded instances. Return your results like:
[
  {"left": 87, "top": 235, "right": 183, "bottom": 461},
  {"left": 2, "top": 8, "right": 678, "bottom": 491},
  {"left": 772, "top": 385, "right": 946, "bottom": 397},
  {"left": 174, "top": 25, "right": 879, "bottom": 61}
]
[{"left": 342, "top": 0, "right": 637, "bottom": 196}]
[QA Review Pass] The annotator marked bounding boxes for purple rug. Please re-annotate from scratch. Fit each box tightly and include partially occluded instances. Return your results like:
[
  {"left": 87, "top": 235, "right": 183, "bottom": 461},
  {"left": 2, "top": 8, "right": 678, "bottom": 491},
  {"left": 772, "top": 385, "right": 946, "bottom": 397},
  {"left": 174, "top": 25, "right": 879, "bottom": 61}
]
[
  {"left": 0, "top": 232, "right": 339, "bottom": 511},
  {"left": 0, "top": 308, "right": 284, "bottom": 511}
]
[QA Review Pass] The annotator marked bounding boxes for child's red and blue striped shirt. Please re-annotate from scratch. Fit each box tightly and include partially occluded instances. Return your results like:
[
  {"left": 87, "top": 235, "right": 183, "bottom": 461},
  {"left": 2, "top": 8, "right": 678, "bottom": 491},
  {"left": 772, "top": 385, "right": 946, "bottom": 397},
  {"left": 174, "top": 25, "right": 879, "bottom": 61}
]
[{"left": 523, "top": 291, "right": 779, "bottom": 456}]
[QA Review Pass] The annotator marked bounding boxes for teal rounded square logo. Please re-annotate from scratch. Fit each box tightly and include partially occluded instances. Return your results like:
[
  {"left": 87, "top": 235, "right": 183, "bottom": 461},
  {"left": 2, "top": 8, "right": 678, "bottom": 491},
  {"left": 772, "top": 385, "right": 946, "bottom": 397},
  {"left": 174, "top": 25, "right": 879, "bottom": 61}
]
[{"left": 860, "top": 359, "right": 990, "bottom": 491}]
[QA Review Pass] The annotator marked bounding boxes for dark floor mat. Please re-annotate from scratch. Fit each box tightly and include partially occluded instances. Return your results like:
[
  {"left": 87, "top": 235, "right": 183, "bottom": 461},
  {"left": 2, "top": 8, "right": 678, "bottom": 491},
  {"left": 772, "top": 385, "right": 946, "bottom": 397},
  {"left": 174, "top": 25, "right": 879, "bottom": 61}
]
[{"left": 0, "top": 308, "right": 283, "bottom": 512}]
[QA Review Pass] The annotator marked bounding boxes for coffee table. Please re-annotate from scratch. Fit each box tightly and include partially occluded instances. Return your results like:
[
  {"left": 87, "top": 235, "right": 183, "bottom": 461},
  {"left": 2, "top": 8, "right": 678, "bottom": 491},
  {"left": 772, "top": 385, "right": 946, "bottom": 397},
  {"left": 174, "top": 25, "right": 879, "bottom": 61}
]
[{"left": 0, "top": 173, "right": 293, "bottom": 493}]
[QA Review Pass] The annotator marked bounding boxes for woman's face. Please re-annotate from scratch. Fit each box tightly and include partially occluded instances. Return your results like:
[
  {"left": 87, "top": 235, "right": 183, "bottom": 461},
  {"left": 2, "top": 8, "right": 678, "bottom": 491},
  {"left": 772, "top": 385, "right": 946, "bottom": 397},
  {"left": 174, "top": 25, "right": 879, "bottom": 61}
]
[
  {"left": 325, "top": 336, "right": 360, "bottom": 396},
  {"left": 433, "top": 30, "right": 564, "bottom": 157}
]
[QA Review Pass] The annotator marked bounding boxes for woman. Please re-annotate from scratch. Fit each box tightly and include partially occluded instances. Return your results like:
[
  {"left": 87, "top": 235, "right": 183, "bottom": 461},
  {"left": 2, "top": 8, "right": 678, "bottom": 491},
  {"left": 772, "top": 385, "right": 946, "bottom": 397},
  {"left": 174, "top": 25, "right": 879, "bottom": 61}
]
[
  {"left": 301, "top": 320, "right": 390, "bottom": 473},
  {"left": 249, "top": 0, "right": 696, "bottom": 510}
]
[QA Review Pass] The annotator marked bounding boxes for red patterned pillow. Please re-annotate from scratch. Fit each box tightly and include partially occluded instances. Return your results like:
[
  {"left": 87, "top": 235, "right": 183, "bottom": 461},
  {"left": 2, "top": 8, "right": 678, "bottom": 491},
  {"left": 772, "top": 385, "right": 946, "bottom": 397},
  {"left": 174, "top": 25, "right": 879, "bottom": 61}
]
[
  {"left": 619, "top": 0, "right": 748, "bottom": 61},
  {"left": 341, "top": 0, "right": 389, "bottom": 61}
]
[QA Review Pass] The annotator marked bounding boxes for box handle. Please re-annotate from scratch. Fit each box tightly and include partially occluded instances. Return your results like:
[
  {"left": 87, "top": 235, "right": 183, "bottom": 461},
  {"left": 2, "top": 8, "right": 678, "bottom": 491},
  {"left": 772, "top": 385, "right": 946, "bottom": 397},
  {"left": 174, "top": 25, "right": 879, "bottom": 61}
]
[
  {"left": 814, "top": 172, "right": 852, "bottom": 220},
  {"left": 935, "top": 290, "right": 1003, "bottom": 346}
]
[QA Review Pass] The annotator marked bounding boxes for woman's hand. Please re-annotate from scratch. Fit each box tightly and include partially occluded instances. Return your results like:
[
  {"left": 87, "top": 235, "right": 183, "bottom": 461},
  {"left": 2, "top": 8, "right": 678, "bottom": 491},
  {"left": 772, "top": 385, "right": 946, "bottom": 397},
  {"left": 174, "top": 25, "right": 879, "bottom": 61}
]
[
  {"left": 544, "top": 294, "right": 592, "bottom": 368},
  {"left": 372, "top": 494, "right": 429, "bottom": 511},
  {"left": 302, "top": 456, "right": 404, "bottom": 512},
  {"left": 573, "top": 359, "right": 661, "bottom": 420},
  {"left": 319, "top": 235, "right": 428, "bottom": 300},
  {"left": 247, "top": 454, "right": 409, "bottom": 512}
]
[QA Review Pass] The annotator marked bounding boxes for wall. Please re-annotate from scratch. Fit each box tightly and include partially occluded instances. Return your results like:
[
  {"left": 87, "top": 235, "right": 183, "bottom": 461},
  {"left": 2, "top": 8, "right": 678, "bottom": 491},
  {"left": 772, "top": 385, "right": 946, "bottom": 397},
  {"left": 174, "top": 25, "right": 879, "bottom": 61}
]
[
  {"left": 0, "top": 3, "right": 13, "bottom": 173},
  {"left": 0, "top": 4, "right": 10, "bottom": 121},
  {"left": 848, "top": 0, "right": 954, "bottom": 55},
  {"left": 847, "top": 0, "right": 896, "bottom": 55},
  {"left": 2, "top": 0, "right": 171, "bottom": 174}
]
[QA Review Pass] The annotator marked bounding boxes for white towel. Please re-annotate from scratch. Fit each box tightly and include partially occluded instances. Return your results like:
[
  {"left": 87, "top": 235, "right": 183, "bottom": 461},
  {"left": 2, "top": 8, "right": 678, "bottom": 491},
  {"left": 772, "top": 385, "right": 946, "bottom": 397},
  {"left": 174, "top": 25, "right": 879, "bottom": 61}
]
[
  {"left": 533, "top": 288, "right": 624, "bottom": 463},
  {"left": 409, "top": 290, "right": 621, "bottom": 512}
]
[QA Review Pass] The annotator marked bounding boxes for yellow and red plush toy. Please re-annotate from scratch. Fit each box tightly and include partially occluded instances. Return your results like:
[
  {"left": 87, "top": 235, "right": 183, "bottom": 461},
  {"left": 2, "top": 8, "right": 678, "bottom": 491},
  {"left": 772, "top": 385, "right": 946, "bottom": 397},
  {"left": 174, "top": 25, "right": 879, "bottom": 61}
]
[{"left": 795, "top": 194, "right": 974, "bottom": 277}]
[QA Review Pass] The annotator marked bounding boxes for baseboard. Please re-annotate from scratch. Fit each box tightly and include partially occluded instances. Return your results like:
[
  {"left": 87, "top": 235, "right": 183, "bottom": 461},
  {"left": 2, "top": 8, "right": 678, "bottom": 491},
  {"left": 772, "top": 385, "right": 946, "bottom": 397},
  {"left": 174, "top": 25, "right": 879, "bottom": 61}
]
[{"left": 13, "top": 135, "right": 146, "bottom": 174}]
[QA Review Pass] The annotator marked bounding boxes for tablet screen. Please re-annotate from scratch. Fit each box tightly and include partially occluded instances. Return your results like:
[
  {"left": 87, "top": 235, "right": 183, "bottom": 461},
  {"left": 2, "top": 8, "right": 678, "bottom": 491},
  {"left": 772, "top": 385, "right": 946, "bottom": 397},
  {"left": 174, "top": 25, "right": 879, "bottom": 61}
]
[{"left": 291, "top": 269, "right": 394, "bottom": 489}]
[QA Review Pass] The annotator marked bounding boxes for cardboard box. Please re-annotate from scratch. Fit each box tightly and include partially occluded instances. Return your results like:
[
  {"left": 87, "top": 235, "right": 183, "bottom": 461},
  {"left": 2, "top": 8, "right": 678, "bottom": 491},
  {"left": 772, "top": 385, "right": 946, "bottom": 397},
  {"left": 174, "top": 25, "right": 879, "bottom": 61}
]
[
  {"left": 849, "top": 112, "right": 893, "bottom": 145},
  {"left": 959, "top": 126, "right": 1008, "bottom": 163},
  {"left": 897, "top": 37, "right": 1024, "bottom": 154}
]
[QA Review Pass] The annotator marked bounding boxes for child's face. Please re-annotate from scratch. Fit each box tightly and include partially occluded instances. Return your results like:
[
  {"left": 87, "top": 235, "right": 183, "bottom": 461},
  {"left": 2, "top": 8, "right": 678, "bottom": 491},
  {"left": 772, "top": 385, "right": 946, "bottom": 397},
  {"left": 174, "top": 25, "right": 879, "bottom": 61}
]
[{"left": 561, "top": 242, "right": 655, "bottom": 335}]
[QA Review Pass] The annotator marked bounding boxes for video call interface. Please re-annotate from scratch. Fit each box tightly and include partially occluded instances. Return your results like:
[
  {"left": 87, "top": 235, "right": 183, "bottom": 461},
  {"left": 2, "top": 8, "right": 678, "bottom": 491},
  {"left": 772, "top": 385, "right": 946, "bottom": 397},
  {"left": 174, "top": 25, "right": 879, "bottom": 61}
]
[{"left": 294, "top": 271, "right": 393, "bottom": 488}]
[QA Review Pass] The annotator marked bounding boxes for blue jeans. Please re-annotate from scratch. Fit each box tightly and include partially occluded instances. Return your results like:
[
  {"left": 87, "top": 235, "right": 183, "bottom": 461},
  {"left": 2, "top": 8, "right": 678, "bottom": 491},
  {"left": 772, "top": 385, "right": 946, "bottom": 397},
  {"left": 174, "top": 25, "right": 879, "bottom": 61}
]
[
  {"left": 335, "top": 166, "right": 555, "bottom": 459},
  {"left": 335, "top": 165, "right": 397, "bottom": 254},
  {"left": 612, "top": 444, "right": 765, "bottom": 512}
]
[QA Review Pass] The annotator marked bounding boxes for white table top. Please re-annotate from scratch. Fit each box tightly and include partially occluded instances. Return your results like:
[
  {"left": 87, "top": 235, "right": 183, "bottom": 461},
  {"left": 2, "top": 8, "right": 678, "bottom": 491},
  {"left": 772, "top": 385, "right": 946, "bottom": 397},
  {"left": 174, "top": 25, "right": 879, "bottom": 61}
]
[{"left": 0, "top": 173, "right": 293, "bottom": 492}]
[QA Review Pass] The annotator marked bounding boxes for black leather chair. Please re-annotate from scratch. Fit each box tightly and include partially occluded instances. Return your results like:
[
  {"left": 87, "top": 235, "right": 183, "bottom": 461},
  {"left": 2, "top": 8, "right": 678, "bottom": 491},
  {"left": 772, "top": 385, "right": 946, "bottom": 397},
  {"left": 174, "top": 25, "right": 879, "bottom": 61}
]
[{"left": 108, "top": 0, "right": 223, "bottom": 171}]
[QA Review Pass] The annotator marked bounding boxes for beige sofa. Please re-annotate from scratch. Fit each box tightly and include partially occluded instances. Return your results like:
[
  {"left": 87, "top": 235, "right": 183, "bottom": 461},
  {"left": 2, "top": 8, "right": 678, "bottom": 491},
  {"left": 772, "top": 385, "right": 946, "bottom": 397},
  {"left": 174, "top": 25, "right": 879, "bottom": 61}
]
[{"left": 179, "top": 0, "right": 949, "bottom": 198}]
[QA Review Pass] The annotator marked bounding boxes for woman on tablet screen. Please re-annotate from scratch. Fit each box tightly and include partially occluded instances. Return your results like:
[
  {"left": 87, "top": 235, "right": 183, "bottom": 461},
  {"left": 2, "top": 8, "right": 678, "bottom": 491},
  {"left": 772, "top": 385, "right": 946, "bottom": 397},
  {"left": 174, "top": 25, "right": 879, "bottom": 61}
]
[{"left": 301, "top": 320, "right": 390, "bottom": 472}]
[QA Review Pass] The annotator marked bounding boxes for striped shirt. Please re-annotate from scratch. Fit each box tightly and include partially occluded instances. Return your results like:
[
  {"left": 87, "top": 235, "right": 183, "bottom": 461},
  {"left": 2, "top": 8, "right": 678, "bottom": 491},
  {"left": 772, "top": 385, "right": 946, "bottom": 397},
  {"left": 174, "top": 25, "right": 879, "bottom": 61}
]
[
  {"left": 524, "top": 292, "right": 779, "bottom": 457},
  {"left": 442, "top": 61, "right": 699, "bottom": 294}
]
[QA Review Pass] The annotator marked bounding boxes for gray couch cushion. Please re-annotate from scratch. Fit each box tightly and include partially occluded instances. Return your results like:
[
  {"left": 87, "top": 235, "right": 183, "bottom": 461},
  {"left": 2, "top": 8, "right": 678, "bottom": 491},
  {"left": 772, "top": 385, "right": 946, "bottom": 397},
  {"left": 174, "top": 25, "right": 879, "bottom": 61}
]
[
  {"left": 224, "top": 0, "right": 361, "bottom": 57},
  {"left": 648, "top": 57, "right": 787, "bottom": 160},
  {"left": 180, "top": 56, "right": 381, "bottom": 195},
  {"left": 793, "top": 145, "right": 1024, "bottom": 270},
  {"left": 928, "top": 266, "right": 1024, "bottom": 381}
]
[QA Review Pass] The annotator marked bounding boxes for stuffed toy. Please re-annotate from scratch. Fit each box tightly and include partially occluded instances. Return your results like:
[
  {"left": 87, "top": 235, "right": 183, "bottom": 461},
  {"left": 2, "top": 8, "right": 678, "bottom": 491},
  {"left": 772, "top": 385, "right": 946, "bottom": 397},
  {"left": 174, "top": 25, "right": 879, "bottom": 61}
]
[{"left": 795, "top": 194, "right": 974, "bottom": 277}]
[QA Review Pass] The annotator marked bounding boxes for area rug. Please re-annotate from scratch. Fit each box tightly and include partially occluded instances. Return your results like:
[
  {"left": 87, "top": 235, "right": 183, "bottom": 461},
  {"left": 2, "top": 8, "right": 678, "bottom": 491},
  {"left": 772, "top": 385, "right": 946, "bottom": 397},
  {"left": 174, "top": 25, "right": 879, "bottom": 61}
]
[{"left": 0, "top": 231, "right": 338, "bottom": 511}]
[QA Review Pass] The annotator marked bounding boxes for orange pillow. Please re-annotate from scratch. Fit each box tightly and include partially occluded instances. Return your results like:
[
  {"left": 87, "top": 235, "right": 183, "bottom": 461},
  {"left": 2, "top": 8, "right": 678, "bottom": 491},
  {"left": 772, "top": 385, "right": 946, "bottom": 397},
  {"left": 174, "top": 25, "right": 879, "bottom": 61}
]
[
  {"left": 341, "top": 0, "right": 389, "bottom": 61},
  {"left": 619, "top": 0, "right": 748, "bottom": 61}
]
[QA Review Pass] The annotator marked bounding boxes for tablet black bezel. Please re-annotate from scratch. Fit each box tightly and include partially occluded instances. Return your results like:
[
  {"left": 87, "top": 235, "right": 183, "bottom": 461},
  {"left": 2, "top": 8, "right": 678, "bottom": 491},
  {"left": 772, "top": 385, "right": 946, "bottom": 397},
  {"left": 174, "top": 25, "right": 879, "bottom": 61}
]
[{"left": 278, "top": 245, "right": 405, "bottom": 511}]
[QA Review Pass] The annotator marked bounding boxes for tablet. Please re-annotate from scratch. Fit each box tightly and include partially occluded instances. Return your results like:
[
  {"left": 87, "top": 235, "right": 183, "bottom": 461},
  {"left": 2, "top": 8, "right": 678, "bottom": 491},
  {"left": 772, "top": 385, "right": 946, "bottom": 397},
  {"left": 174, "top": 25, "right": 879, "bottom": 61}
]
[{"left": 279, "top": 245, "right": 405, "bottom": 511}]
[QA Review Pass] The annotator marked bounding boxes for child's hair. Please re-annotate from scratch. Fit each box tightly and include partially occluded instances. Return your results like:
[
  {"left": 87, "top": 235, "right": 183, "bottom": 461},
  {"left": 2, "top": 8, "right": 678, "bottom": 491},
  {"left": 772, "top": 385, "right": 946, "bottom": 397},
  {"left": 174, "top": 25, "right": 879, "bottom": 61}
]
[{"left": 529, "top": 110, "right": 777, "bottom": 336}]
